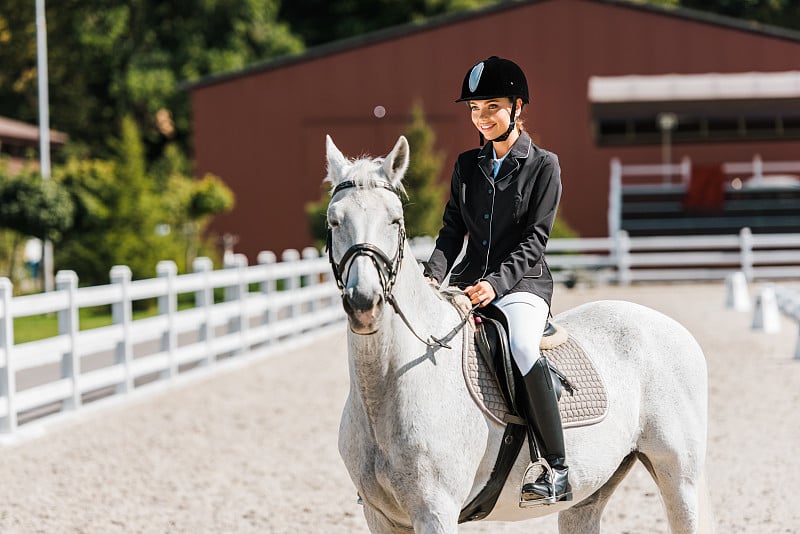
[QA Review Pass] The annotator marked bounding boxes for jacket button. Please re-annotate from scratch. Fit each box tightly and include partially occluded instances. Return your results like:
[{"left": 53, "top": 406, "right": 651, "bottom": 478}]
[
  {"left": 481, "top": 239, "right": 488, "bottom": 246},
  {"left": 483, "top": 213, "right": 490, "bottom": 220},
  {"left": 488, "top": 188, "right": 493, "bottom": 194}
]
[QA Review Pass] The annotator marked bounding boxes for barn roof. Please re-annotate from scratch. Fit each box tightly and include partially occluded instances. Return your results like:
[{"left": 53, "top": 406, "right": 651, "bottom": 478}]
[{"left": 184, "top": 0, "right": 800, "bottom": 92}]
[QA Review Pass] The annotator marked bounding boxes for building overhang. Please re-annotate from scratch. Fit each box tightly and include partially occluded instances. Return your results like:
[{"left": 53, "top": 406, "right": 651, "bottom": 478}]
[{"left": 588, "top": 72, "right": 800, "bottom": 145}]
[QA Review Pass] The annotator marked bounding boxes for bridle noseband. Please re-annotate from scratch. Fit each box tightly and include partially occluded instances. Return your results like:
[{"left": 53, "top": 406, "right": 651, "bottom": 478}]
[{"left": 326, "top": 179, "right": 459, "bottom": 350}]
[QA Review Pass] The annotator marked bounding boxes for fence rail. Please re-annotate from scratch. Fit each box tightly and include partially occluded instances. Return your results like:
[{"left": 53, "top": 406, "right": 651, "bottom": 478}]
[
  {"left": 413, "top": 229, "right": 800, "bottom": 286},
  {"left": 0, "top": 248, "right": 346, "bottom": 436},
  {"left": 2, "top": 232, "right": 799, "bottom": 436}
]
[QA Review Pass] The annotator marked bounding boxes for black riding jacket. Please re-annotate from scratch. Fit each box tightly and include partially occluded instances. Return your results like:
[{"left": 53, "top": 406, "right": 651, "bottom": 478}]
[{"left": 424, "top": 131, "right": 562, "bottom": 307}]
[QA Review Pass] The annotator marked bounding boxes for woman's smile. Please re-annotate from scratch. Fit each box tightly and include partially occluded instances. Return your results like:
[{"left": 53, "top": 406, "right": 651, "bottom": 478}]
[{"left": 470, "top": 99, "right": 513, "bottom": 139}]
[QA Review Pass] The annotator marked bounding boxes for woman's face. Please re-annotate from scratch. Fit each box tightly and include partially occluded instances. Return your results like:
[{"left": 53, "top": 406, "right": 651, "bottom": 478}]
[{"left": 469, "top": 97, "right": 519, "bottom": 139}]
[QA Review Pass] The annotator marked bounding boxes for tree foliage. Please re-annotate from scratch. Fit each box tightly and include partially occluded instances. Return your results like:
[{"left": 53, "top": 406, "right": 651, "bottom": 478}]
[
  {"left": 0, "top": 0, "right": 303, "bottom": 160},
  {"left": 678, "top": 0, "right": 800, "bottom": 29},
  {"left": 53, "top": 119, "right": 233, "bottom": 284},
  {"left": 279, "top": 0, "right": 498, "bottom": 47},
  {"left": 0, "top": 166, "right": 74, "bottom": 241},
  {"left": 402, "top": 102, "right": 447, "bottom": 238}
]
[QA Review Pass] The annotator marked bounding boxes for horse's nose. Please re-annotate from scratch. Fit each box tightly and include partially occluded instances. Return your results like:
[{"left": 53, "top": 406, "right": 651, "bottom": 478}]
[{"left": 343, "top": 286, "right": 382, "bottom": 313}]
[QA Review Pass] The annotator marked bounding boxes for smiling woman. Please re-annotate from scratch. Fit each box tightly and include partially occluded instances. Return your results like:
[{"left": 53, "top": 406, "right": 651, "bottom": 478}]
[{"left": 424, "top": 55, "right": 569, "bottom": 504}]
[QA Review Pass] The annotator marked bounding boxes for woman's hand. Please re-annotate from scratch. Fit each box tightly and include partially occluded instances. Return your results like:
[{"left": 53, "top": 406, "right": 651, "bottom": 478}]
[{"left": 465, "top": 281, "right": 496, "bottom": 307}]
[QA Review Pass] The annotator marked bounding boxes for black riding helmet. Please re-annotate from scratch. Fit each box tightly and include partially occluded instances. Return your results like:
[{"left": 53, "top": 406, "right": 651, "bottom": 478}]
[{"left": 456, "top": 56, "right": 529, "bottom": 143}]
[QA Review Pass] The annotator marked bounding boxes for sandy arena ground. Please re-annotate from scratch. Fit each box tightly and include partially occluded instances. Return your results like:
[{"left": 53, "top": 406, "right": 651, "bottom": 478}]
[{"left": 1, "top": 281, "right": 799, "bottom": 533}]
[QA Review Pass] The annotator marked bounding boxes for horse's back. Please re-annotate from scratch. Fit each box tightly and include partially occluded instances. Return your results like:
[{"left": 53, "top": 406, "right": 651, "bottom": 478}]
[
  {"left": 555, "top": 299, "right": 707, "bottom": 450},
  {"left": 556, "top": 299, "right": 706, "bottom": 375}
]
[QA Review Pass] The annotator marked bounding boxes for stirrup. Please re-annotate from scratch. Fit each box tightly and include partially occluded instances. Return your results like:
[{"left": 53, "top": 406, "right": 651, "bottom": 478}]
[
  {"left": 519, "top": 459, "right": 555, "bottom": 508},
  {"left": 519, "top": 460, "right": 572, "bottom": 508}
]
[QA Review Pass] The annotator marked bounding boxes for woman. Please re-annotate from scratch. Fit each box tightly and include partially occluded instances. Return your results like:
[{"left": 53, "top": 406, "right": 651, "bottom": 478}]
[{"left": 424, "top": 56, "right": 569, "bottom": 505}]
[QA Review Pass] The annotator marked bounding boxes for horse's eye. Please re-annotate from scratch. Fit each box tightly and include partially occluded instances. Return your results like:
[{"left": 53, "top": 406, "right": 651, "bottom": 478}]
[
  {"left": 391, "top": 218, "right": 403, "bottom": 226},
  {"left": 328, "top": 219, "right": 340, "bottom": 228}
]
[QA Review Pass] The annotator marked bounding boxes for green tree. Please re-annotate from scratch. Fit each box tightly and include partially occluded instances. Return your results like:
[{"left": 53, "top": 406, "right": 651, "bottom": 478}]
[
  {"left": 403, "top": 102, "right": 447, "bottom": 238},
  {"left": 280, "top": 0, "right": 499, "bottom": 46},
  {"left": 0, "top": 0, "right": 303, "bottom": 160},
  {"left": 0, "top": 163, "right": 74, "bottom": 283},
  {"left": 54, "top": 118, "right": 235, "bottom": 284},
  {"left": 676, "top": 0, "right": 800, "bottom": 29},
  {"left": 0, "top": 167, "right": 74, "bottom": 241}
]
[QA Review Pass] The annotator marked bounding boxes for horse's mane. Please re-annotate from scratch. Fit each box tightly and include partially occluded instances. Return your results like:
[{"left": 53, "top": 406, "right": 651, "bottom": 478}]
[{"left": 326, "top": 155, "right": 407, "bottom": 197}]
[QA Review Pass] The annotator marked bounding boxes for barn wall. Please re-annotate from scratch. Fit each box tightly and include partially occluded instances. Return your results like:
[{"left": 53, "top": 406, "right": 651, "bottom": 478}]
[{"left": 191, "top": 0, "right": 800, "bottom": 259}]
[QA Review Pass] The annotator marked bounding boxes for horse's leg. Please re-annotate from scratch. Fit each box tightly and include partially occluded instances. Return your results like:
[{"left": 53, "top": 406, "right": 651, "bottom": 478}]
[
  {"left": 409, "top": 503, "right": 460, "bottom": 534},
  {"left": 637, "top": 451, "right": 706, "bottom": 534},
  {"left": 363, "top": 504, "right": 412, "bottom": 534},
  {"left": 557, "top": 453, "right": 637, "bottom": 534}
]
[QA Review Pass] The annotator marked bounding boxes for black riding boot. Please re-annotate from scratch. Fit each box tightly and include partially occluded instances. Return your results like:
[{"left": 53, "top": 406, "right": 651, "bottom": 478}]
[{"left": 518, "top": 356, "right": 572, "bottom": 504}]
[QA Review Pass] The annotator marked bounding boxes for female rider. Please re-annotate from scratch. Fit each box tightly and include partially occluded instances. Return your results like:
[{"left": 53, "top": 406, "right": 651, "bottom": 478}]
[{"left": 424, "top": 56, "right": 570, "bottom": 505}]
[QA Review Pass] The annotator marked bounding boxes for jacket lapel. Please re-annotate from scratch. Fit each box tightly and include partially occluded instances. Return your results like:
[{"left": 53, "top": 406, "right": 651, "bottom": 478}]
[{"left": 495, "top": 131, "right": 532, "bottom": 185}]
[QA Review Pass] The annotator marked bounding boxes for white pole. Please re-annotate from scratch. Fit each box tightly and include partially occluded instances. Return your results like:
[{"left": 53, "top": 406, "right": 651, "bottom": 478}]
[{"left": 36, "top": 0, "right": 54, "bottom": 292}]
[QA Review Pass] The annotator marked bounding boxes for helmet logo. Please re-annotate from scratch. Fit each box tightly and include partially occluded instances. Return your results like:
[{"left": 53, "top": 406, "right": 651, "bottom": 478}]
[{"left": 468, "top": 62, "right": 484, "bottom": 93}]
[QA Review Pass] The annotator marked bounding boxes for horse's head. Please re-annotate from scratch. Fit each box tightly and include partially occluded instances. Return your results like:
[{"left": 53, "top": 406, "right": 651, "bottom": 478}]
[{"left": 325, "top": 135, "right": 409, "bottom": 334}]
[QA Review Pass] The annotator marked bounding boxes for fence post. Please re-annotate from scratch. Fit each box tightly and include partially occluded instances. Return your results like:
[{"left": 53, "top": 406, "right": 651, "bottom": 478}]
[
  {"left": 795, "top": 322, "right": 800, "bottom": 361},
  {"left": 302, "top": 247, "right": 320, "bottom": 314},
  {"left": 752, "top": 154, "right": 763, "bottom": 186},
  {"left": 725, "top": 271, "right": 750, "bottom": 312},
  {"left": 615, "top": 230, "right": 632, "bottom": 285},
  {"left": 680, "top": 156, "right": 692, "bottom": 185},
  {"left": 739, "top": 227, "right": 754, "bottom": 281},
  {"left": 258, "top": 251, "right": 277, "bottom": 344},
  {"left": 235, "top": 254, "right": 249, "bottom": 353},
  {"left": 0, "top": 278, "right": 17, "bottom": 433},
  {"left": 282, "top": 249, "right": 301, "bottom": 320},
  {"left": 110, "top": 265, "right": 133, "bottom": 393},
  {"left": 608, "top": 158, "right": 622, "bottom": 238},
  {"left": 56, "top": 270, "right": 80, "bottom": 411},
  {"left": 157, "top": 261, "right": 178, "bottom": 379},
  {"left": 192, "top": 257, "right": 215, "bottom": 366},
  {"left": 752, "top": 285, "right": 780, "bottom": 333},
  {"left": 223, "top": 253, "right": 248, "bottom": 355}
]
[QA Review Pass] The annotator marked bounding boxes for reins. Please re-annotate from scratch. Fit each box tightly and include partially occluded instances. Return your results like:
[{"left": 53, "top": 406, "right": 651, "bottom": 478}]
[{"left": 327, "top": 180, "right": 476, "bottom": 350}]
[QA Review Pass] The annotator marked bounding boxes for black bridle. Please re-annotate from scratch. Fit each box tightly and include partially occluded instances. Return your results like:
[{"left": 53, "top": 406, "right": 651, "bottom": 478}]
[
  {"left": 326, "top": 180, "right": 405, "bottom": 297},
  {"left": 326, "top": 179, "right": 468, "bottom": 350}
]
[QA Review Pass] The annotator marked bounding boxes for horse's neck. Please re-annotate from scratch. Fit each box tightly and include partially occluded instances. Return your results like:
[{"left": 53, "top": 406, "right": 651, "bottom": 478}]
[{"left": 348, "top": 242, "right": 460, "bottom": 423}]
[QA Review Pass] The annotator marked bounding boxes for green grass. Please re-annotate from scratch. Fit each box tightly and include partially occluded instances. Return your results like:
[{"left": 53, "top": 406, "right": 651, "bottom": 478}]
[{"left": 13, "top": 298, "right": 197, "bottom": 344}]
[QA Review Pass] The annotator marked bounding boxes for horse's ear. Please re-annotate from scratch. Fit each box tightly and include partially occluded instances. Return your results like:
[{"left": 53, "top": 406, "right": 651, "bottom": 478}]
[
  {"left": 383, "top": 136, "right": 409, "bottom": 188},
  {"left": 326, "top": 135, "right": 349, "bottom": 186}
]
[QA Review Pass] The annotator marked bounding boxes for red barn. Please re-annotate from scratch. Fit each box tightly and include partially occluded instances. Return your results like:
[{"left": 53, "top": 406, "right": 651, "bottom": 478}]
[{"left": 187, "top": 0, "right": 800, "bottom": 260}]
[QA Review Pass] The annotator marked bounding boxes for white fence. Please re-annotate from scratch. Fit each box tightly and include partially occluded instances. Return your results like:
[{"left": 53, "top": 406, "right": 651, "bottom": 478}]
[
  {"left": 0, "top": 248, "right": 346, "bottom": 436},
  {"left": 2, "top": 233, "right": 799, "bottom": 437},
  {"left": 413, "top": 229, "right": 800, "bottom": 285}
]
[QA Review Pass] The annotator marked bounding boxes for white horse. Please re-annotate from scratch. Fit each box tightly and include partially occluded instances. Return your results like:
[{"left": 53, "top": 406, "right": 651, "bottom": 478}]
[{"left": 325, "top": 135, "right": 713, "bottom": 534}]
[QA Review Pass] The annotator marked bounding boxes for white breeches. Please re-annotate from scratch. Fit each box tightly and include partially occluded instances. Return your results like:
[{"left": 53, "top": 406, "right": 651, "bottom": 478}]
[{"left": 493, "top": 292, "right": 549, "bottom": 375}]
